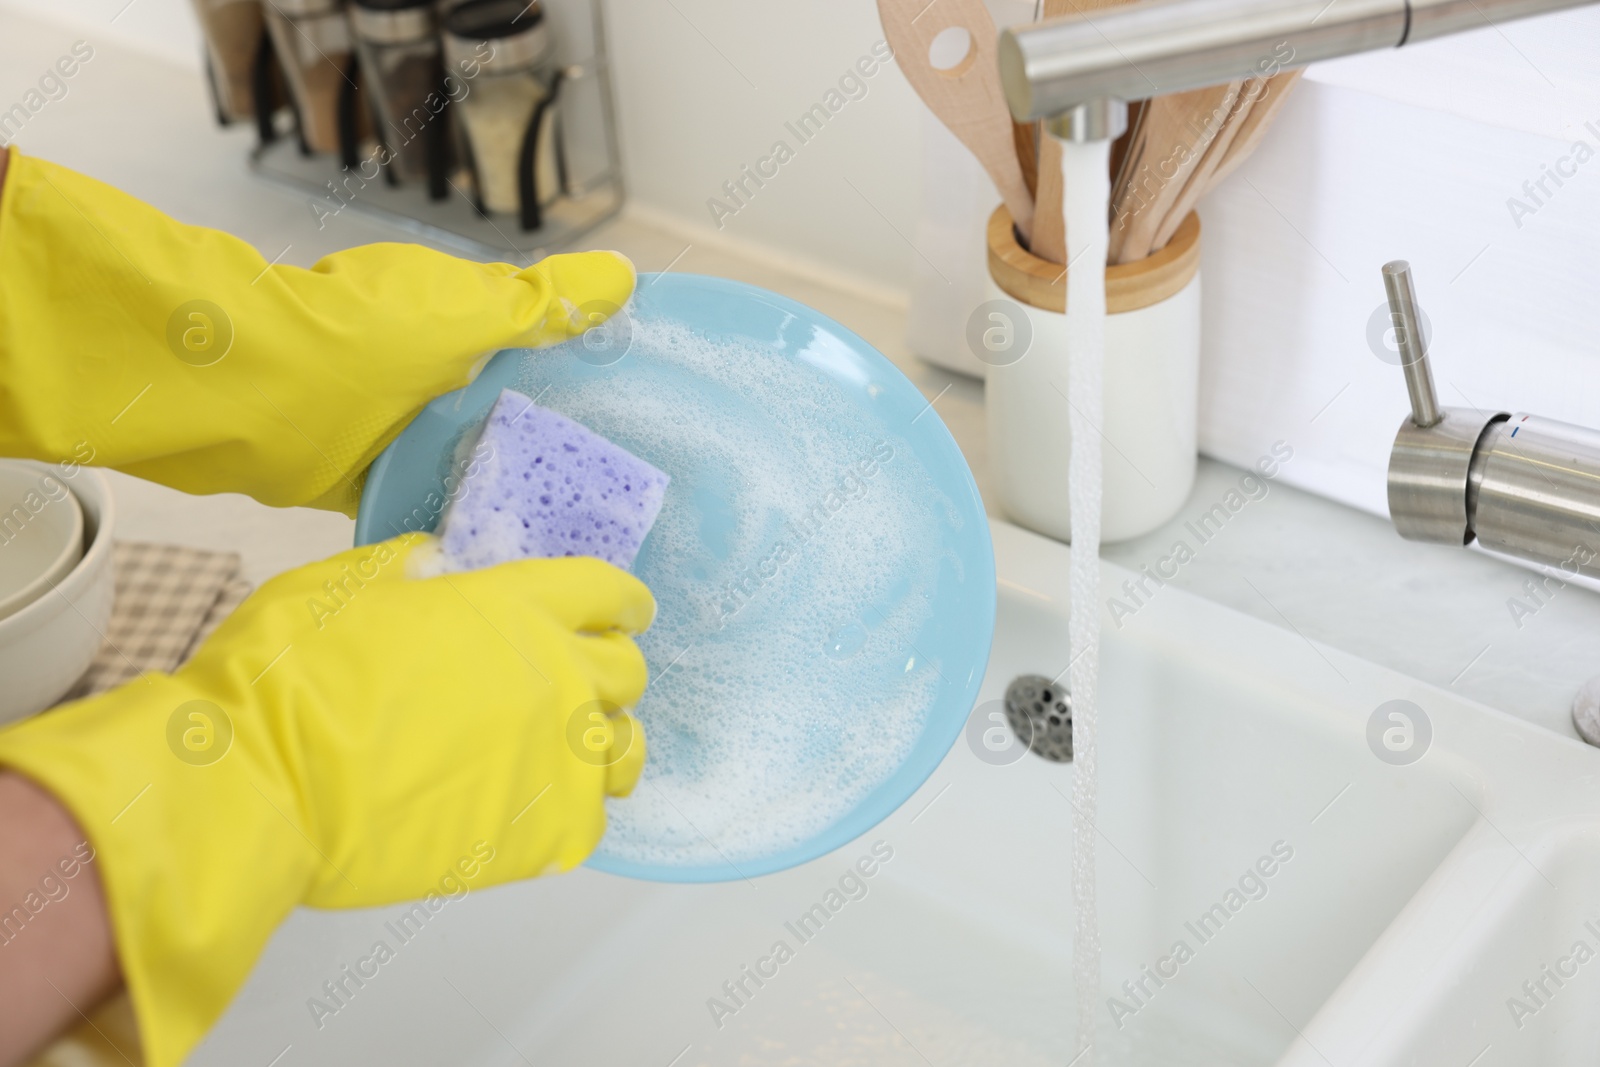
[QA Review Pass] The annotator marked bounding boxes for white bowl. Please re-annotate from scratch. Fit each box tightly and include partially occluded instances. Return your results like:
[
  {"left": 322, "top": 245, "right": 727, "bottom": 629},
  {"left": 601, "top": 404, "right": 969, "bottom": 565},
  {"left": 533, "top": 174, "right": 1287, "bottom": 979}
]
[
  {"left": 0, "top": 467, "right": 115, "bottom": 723},
  {"left": 0, "top": 461, "right": 85, "bottom": 621}
]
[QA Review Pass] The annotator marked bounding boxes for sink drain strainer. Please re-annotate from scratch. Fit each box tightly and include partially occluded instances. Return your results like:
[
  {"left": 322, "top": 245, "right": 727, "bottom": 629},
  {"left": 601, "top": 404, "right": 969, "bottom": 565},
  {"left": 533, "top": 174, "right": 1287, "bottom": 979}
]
[{"left": 1004, "top": 675, "right": 1073, "bottom": 762}]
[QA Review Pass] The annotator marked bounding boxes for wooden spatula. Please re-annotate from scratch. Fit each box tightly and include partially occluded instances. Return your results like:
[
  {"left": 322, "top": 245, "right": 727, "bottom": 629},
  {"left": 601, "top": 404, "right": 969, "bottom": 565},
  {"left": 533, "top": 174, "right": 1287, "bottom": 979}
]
[
  {"left": 1204, "top": 70, "right": 1303, "bottom": 192},
  {"left": 1108, "top": 98, "right": 1148, "bottom": 204},
  {"left": 1105, "top": 99, "right": 1149, "bottom": 260},
  {"left": 879, "top": 0, "right": 1035, "bottom": 240},
  {"left": 1109, "top": 80, "right": 1243, "bottom": 264},
  {"left": 1149, "top": 79, "right": 1256, "bottom": 251}
]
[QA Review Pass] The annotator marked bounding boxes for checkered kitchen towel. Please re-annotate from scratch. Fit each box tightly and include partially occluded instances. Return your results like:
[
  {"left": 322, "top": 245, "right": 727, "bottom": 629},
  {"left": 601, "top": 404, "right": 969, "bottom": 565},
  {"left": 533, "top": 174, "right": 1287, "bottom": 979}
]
[{"left": 62, "top": 541, "right": 253, "bottom": 699}]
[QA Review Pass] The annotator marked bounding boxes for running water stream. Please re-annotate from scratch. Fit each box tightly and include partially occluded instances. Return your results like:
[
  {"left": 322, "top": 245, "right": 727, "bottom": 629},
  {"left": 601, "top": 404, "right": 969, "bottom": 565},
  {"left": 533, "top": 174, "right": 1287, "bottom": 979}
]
[{"left": 1061, "top": 136, "right": 1110, "bottom": 1065}]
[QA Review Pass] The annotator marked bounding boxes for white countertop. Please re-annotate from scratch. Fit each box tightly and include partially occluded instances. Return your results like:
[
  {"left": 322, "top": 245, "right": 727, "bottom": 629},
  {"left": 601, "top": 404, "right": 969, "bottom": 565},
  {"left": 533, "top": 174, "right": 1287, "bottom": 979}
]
[{"left": 4, "top": 11, "right": 1595, "bottom": 743}]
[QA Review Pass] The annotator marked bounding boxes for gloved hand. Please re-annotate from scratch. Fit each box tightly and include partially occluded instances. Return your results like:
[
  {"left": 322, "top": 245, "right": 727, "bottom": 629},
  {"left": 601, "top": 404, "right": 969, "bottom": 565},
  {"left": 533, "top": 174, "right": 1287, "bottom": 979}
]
[
  {"left": 0, "top": 535, "right": 652, "bottom": 1067},
  {"left": 0, "top": 145, "right": 635, "bottom": 515}
]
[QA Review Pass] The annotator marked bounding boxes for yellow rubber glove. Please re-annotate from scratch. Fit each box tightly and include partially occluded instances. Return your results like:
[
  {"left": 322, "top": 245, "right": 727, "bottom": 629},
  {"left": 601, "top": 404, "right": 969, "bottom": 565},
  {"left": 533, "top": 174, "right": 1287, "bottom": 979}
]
[
  {"left": 0, "top": 145, "right": 635, "bottom": 514},
  {"left": 0, "top": 535, "right": 651, "bottom": 1067}
]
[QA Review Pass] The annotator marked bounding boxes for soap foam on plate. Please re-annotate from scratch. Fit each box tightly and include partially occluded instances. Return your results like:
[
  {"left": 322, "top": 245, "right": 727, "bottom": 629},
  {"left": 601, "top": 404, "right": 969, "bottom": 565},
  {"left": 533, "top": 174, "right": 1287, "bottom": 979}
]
[{"left": 513, "top": 314, "right": 951, "bottom": 869}]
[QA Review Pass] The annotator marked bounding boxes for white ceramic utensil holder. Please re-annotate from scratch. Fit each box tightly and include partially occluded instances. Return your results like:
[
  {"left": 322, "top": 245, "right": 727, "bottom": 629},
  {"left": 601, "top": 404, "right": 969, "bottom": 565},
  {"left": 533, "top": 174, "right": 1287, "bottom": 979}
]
[{"left": 983, "top": 206, "right": 1202, "bottom": 544}]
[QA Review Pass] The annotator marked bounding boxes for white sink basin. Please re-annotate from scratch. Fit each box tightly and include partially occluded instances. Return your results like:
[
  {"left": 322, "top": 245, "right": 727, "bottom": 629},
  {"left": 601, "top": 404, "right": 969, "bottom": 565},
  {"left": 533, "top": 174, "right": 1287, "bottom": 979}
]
[{"left": 199, "top": 520, "right": 1600, "bottom": 1066}]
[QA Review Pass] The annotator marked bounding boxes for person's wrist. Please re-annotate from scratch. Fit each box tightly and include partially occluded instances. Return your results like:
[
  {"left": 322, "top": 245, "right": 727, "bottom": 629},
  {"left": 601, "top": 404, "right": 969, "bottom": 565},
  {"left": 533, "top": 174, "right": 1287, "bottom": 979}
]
[
  {"left": 0, "top": 771, "right": 119, "bottom": 1066},
  {"left": 0, "top": 675, "right": 314, "bottom": 1067}
]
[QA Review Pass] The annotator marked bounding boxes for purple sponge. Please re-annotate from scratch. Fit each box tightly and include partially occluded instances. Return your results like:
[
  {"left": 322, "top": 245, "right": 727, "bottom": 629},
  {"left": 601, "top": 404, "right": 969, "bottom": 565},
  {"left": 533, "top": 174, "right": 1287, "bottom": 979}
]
[{"left": 438, "top": 389, "right": 669, "bottom": 572}]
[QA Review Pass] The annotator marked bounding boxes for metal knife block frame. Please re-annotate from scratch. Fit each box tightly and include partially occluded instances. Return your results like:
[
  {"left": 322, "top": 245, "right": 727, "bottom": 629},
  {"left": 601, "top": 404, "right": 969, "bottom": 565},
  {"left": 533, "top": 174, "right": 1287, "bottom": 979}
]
[{"left": 244, "top": 0, "right": 623, "bottom": 262}]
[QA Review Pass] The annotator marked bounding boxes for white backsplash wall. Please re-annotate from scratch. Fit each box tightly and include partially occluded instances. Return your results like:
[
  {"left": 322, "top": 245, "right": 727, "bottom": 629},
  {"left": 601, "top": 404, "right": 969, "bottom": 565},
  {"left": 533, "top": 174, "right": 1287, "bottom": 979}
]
[
  {"left": 5, "top": 0, "right": 1600, "bottom": 522},
  {"left": 1305, "top": 7, "right": 1600, "bottom": 143},
  {"left": 1201, "top": 64, "right": 1600, "bottom": 518},
  {"left": 0, "top": 0, "right": 202, "bottom": 68},
  {"left": 0, "top": 0, "right": 928, "bottom": 294},
  {"left": 602, "top": 0, "right": 923, "bottom": 293}
]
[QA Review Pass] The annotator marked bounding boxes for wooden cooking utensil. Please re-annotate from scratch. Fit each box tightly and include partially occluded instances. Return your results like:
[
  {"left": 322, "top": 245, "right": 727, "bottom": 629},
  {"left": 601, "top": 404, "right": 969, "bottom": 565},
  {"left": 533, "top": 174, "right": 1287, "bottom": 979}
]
[
  {"left": 1204, "top": 70, "right": 1303, "bottom": 191},
  {"left": 879, "top": 0, "right": 1035, "bottom": 239},
  {"left": 1108, "top": 98, "right": 1148, "bottom": 203},
  {"left": 1013, "top": 119, "right": 1039, "bottom": 198},
  {"left": 1109, "top": 80, "right": 1243, "bottom": 264},
  {"left": 1030, "top": 141, "right": 1067, "bottom": 263},
  {"left": 1105, "top": 99, "right": 1149, "bottom": 258},
  {"left": 1150, "top": 79, "right": 1256, "bottom": 250},
  {"left": 1028, "top": 0, "right": 1139, "bottom": 264}
]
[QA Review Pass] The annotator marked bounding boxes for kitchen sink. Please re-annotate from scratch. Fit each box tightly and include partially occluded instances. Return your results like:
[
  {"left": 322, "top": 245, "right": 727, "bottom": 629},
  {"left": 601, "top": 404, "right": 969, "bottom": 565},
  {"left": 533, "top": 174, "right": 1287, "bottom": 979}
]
[{"left": 194, "top": 520, "right": 1600, "bottom": 1066}]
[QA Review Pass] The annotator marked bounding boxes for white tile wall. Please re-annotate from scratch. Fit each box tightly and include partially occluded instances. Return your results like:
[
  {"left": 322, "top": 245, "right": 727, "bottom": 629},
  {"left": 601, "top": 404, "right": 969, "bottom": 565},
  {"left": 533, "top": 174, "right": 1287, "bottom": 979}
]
[
  {"left": 1198, "top": 75, "right": 1600, "bottom": 516},
  {"left": 6, "top": 0, "right": 1599, "bottom": 518}
]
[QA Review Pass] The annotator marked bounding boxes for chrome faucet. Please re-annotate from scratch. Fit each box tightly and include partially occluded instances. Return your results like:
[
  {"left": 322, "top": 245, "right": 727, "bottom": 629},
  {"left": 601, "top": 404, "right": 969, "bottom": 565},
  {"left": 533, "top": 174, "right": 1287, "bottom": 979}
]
[
  {"left": 1382, "top": 262, "right": 1600, "bottom": 578},
  {"left": 996, "top": 0, "right": 1600, "bottom": 139},
  {"left": 993, "top": 0, "right": 1600, "bottom": 574},
  {"left": 1386, "top": 263, "right": 1600, "bottom": 750}
]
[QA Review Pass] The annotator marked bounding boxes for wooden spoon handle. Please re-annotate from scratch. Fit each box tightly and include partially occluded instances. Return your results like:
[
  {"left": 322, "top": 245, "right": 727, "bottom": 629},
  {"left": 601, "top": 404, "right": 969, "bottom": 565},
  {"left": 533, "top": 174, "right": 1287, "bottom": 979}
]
[
  {"left": 1150, "top": 78, "right": 1255, "bottom": 251},
  {"left": 1111, "top": 80, "right": 1242, "bottom": 265},
  {"left": 1032, "top": 137, "right": 1067, "bottom": 263},
  {"left": 1107, "top": 105, "right": 1150, "bottom": 265},
  {"left": 1013, "top": 119, "right": 1039, "bottom": 199},
  {"left": 879, "top": 0, "right": 1035, "bottom": 238},
  {"left": 1204, "top": 70, "right": 1302, "bottom": 192}
]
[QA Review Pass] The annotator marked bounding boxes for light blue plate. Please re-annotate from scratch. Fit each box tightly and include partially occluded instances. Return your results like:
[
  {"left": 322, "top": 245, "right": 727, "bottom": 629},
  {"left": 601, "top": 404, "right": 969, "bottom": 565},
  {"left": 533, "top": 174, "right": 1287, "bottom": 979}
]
[{"left": 355, "top": 273, "right": 994, "bottom": 882}]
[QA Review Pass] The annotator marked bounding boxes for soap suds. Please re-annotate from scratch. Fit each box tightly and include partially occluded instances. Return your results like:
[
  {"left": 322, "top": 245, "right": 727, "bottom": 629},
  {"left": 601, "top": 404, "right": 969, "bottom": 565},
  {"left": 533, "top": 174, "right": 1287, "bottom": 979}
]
[{"left": 509, "top": 314, "right": 952, "bottom": 868}]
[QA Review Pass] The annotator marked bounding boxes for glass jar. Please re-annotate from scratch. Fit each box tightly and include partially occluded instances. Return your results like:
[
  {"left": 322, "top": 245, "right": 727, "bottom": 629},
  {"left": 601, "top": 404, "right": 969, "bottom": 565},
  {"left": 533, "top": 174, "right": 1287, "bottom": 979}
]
[
  {"left": 443, "top": 0, "right": 561, "bottom": 228},
  {"left": 350, "top": 0, "right": 453, "bottom": 195},
  {"left": 262, "top": 0, "right": 356, "bottom": 155}
]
